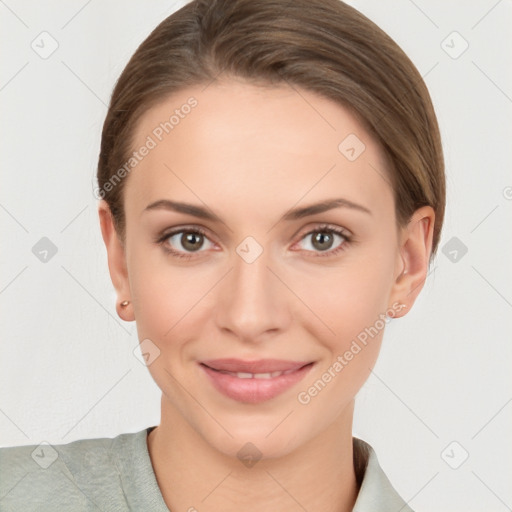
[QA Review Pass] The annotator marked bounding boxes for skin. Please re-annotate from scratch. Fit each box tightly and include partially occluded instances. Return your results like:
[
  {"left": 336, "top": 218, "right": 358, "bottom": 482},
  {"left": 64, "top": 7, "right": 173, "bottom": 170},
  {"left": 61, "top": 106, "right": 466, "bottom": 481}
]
[{"left": 98, "top": 77, "right": 434, "bottom": 512}]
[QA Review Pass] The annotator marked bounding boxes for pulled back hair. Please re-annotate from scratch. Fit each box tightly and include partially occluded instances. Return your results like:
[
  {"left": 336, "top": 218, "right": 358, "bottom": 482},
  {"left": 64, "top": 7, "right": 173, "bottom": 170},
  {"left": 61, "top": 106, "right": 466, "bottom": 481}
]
[{"left": 97, "top": 0, "right": 445, "bottom": 262}]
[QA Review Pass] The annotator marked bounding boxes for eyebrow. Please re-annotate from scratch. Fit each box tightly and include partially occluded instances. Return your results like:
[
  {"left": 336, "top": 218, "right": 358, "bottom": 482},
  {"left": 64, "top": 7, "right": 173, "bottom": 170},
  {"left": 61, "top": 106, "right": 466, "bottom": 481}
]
[{"left": 142, "top": 197, "right": 372, "bottom": 222}]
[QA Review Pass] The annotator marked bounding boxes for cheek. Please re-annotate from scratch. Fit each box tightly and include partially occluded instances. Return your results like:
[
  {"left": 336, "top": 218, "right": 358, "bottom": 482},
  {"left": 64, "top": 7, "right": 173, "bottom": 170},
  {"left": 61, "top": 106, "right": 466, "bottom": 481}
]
[
  {"left": 295, "top": 261, "right": 392, "bottom": 412},
  {"left": 127, "top": 248, "right": 214, "bottom": 342},
  {"left": 298, "top": 254, "right": 393, "bottom": 349},
  {"left": 128, "top": 260, "right": 206, "bottom": 396}
]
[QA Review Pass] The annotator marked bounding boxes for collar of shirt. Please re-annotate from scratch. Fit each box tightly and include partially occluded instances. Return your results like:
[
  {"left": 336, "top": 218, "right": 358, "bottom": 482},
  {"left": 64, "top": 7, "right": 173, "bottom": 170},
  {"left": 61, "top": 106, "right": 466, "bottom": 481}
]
[{"left": 352, "top": 436, "right": 414, "bottom": 511}]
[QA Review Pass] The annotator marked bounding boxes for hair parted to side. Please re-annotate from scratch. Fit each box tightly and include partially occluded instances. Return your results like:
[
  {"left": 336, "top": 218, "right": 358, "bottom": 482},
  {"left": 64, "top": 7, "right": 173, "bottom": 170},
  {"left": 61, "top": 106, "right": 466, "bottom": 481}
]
[{"left": 97, "top": 0, "right": 445, "bottom": 262}]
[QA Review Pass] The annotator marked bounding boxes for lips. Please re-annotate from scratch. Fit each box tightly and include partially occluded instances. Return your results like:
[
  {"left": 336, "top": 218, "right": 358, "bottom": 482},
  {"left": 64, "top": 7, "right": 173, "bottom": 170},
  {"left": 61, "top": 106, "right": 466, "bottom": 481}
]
[
  {"left": 201, "top": 358, "right": 311, "bottom": 374},
  {"left": 199, "top": 358, "right": 315, "bottom": 403}
]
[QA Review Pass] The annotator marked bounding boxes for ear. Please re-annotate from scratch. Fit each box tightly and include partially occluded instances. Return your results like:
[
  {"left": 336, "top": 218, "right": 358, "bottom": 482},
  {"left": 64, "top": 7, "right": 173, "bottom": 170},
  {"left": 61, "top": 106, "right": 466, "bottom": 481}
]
[
  {"left": 387, "top": 205, "right": 435, "bottom": 318},
  {"left": 98, "top": 200, "right": 134, "bottom": 322}
]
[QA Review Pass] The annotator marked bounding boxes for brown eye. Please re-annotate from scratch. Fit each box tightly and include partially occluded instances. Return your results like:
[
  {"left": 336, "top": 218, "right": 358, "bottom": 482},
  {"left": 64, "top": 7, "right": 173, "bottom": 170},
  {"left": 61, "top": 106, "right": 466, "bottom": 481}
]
[
  {"left": 156, "top": 227, "right": 214, "bottom": 259},
  {"left": 311, "top": 231, "right": 336, "bottom": 251},
  {"left": 296, "top": 225, "right": 351, "bottom": 257},
  {"left": 179, "top": 231, "right": 205, "bottom": 252}
]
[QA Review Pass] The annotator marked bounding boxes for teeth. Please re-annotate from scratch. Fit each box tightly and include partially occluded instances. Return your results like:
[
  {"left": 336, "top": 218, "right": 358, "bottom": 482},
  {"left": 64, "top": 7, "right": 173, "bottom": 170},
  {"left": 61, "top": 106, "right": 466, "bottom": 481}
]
[
  {"left": 235, "top": 371, "right": 279, "bottom": 379},
  {"left": 222, "top": 370, "right": 297, "bottom": 379}
]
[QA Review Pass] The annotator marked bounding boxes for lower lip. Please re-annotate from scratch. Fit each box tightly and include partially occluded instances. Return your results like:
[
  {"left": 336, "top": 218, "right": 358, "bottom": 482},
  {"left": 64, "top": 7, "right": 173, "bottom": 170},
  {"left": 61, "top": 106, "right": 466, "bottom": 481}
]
[{"left": 199, "top": 362, "right": 314, "bottom": 404}]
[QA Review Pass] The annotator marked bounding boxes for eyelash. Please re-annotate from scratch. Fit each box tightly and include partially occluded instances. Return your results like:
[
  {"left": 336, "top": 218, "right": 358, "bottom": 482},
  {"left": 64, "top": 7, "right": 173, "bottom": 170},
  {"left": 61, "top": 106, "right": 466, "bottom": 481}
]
[{"left": 155, "top": 224, "right": 352, "bottom": 260}]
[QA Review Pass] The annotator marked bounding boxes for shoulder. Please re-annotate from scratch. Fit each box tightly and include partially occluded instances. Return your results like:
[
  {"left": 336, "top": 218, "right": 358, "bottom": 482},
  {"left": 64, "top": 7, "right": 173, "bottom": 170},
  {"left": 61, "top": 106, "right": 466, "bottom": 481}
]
[
  {"left": 0, "top": 429, "right": 147, "bottom": 511},
  {"left": 352, "top": 437, "right": 415, "bottom": 512}
]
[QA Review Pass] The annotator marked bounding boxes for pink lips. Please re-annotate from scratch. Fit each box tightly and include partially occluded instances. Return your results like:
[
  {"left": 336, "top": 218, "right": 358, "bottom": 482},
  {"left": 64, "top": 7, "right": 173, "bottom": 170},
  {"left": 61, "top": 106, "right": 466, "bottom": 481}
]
[
  {"left": 200, "top": 358, "right": 314, "bottom": 404},
  {"left": 201, "top": 358, "right": 310, "bottom": 373}
]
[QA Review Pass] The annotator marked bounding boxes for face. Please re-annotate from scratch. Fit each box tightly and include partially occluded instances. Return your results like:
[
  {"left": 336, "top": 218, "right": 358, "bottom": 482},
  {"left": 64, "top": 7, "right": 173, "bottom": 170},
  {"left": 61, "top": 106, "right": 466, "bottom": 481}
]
[{"left": 101, "top": 78, "right": 422, "bottom": 460}]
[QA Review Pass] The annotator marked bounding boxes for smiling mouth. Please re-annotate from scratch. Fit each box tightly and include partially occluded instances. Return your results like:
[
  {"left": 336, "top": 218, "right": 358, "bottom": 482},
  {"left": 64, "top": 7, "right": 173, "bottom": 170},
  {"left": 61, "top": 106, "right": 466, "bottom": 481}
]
[
  {"left": 199, "top": 361, "right": 315, "bottom": 404},
  {"left": 201, "top": 366, "right": 309, "bottom": 379}
]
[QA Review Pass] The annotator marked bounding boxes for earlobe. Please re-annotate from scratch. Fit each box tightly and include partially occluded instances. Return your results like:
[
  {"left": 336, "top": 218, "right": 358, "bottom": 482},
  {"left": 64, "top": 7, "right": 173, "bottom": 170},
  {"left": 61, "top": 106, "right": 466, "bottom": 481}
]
[
  {"left": 388, "top": 206, "right": 435, "bottom": 316},
  {"left": 98, "top": 201, "right": 134, "bottom": 322}
]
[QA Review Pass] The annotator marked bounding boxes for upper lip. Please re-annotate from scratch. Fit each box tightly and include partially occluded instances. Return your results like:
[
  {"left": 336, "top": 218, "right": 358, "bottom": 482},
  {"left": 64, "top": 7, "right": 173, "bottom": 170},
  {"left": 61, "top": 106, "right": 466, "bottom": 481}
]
[{"left": 201, "top": 358, "right": 312, "bottom": 373}]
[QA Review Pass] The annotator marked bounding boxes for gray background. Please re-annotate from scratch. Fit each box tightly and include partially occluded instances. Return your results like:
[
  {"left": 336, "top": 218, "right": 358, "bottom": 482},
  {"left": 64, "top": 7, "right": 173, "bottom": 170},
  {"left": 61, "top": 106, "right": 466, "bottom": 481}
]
[{"left": 1, "top": 1, "right": 511, "bottom": 511}]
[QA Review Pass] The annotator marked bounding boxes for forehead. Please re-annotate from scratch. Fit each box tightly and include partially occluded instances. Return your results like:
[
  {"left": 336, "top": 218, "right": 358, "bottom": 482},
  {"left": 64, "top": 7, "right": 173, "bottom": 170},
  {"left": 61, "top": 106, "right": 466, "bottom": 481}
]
[{"left": 126, "top": 79, "right": 394, "bottom": 222}]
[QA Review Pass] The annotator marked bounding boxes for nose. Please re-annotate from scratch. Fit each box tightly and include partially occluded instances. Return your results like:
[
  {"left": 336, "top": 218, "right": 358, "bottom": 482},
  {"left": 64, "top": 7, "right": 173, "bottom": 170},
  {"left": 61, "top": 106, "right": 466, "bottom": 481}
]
[{"left": 214, "top": 244, "right": 291, "bottom": 343}]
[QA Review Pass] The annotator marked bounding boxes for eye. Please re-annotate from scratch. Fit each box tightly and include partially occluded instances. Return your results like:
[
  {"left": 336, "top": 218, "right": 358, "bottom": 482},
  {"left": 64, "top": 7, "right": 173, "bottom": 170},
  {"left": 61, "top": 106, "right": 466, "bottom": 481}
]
[
  {"left": 294, "top": 224, "right": 352, "bottom": 257},
  {"left": 155, "top": 223, "right": 352, "bottom": 260},
  {"left": 155, "top": 226, "right": 214, "bottom": 259}
]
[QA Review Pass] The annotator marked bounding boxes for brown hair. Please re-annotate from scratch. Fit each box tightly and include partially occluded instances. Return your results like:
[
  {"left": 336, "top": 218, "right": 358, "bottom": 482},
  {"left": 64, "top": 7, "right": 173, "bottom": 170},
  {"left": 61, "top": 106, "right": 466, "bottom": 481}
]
[{"left": 97, "top": 0, "right": 445, "bottom": 261}]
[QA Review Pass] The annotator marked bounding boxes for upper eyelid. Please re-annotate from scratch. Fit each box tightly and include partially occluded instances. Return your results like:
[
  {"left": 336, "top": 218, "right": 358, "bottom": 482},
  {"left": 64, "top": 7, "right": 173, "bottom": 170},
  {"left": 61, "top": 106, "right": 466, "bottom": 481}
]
[{"left": 291, "top": 223, "right": 352, "bottom": 243}]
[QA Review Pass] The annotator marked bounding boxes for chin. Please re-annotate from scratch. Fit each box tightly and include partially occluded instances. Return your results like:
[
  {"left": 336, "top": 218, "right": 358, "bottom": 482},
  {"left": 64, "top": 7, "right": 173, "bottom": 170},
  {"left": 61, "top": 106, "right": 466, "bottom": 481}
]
[{"left": 195, "top": 410, "right": 313, "bottom": 463}]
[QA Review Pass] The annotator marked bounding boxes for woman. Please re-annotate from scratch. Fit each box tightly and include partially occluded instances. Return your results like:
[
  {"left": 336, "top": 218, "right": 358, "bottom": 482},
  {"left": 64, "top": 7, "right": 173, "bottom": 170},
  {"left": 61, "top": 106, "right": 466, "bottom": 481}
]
[{"left": 0, "top": 0, "right": 444, "bottom": 510}]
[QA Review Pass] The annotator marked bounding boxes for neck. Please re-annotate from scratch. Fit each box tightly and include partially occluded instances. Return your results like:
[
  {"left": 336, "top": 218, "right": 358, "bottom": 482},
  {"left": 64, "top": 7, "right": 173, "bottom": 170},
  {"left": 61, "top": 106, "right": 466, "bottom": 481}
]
[{"left": 148, "top": 397, "right": 359, "bottom": 512}]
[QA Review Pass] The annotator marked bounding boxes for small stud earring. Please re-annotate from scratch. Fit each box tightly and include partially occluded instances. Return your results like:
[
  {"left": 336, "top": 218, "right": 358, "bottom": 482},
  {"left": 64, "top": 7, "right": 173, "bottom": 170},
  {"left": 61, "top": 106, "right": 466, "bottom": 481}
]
[{"left": 120, "top": 300, "right": 130, "bottom": 307}]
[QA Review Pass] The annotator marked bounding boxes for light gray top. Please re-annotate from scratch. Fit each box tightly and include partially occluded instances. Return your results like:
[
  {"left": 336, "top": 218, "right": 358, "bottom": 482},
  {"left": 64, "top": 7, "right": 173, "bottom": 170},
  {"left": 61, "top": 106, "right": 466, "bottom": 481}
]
[{"left": 0, "top": 426, "right": 414, "bottom": 511}]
